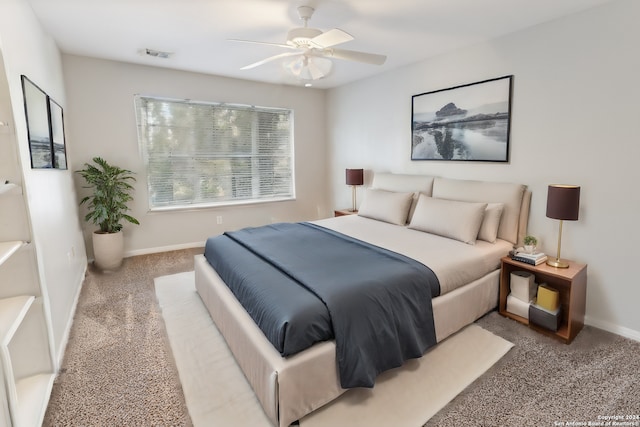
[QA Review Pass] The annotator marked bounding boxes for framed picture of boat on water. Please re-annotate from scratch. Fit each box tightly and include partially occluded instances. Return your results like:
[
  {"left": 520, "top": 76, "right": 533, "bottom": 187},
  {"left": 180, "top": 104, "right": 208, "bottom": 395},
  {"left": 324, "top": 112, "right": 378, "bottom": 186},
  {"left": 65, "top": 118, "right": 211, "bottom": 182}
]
[{"left": 411, "top": 75, "right": 513, "bottom": 162}]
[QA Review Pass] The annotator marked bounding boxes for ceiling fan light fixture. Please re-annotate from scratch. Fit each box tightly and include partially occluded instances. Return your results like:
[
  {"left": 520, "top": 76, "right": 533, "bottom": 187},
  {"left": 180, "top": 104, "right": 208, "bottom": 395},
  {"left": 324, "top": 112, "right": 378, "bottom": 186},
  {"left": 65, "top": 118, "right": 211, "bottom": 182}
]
[{"left": 284, "top": 55, "right": 332, "bottom": 81}]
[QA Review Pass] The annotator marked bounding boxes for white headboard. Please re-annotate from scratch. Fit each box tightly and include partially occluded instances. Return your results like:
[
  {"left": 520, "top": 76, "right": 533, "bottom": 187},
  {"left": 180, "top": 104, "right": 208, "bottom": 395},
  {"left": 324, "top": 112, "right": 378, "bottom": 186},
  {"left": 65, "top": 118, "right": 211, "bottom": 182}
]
[{"left": 372, "top": 173, "right": 435, "bottom": 196}]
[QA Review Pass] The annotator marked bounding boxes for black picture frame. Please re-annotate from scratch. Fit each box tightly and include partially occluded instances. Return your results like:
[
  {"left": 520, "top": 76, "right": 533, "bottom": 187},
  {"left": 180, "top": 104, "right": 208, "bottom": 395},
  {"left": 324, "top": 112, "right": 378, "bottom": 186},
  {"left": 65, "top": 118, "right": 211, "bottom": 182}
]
[
  {"left": 411, "top": 75, "right": 513, "bottom": 162},
  {"left": 22, "top": 75, "right": 52, "bottom": 168},
  {"left": 49, "top": 98, "right": 68, "bottom": 169},
  {"left": 21, "top": 75, "right": 68, "bottom": 169}
]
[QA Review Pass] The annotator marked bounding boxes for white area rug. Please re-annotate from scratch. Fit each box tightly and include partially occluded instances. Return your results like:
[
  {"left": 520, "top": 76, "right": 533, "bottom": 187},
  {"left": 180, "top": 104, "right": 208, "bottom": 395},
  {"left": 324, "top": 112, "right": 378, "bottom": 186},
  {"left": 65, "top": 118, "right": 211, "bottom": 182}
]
[{"left": 155, "top": 271, "right": 514, "bottom": 427}]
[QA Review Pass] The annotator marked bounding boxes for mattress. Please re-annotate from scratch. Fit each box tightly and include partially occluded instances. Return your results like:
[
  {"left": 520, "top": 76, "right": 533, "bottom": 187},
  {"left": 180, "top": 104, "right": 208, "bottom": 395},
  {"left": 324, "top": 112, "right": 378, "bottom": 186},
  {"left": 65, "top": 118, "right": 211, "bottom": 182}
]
[
  {"left": 204, "top": 221, "right": 441, "bottom": 388},
  {"left": 197, "top": 213, "right": 517, "bottom": 427}
]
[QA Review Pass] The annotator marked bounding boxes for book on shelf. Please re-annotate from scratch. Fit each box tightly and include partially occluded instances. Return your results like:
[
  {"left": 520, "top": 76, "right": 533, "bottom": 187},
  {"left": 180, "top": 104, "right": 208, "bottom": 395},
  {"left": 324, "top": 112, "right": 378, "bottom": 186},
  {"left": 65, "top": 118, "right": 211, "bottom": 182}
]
[
  {"left": 514, "top": 248, "right": 546, "bottom": 259},
  {"left": 511, "top": 253, "right": 548, "bottom": 265}
]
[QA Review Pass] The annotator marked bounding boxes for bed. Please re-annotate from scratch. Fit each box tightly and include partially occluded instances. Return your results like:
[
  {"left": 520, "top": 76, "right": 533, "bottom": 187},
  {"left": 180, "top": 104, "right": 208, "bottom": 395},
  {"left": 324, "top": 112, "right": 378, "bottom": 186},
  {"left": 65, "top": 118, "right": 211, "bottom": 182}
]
[{"left": 195, "top": 173, "right": 530, "bottom": 427}]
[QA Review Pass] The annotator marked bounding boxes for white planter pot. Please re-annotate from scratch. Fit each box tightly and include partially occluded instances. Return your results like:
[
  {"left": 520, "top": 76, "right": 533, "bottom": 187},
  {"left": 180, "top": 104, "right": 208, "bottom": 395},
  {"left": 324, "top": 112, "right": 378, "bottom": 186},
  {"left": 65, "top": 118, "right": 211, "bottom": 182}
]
[{"left": 92, "top": 230, "right": 124, "bottom": 271}]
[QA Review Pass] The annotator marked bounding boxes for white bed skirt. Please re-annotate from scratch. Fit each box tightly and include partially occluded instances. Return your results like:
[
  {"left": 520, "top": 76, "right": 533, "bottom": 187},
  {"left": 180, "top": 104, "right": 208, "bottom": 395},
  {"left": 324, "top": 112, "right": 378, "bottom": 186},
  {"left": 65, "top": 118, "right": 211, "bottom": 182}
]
[{"left": 194, "top": 254, "right": 499, "bottom": 427}]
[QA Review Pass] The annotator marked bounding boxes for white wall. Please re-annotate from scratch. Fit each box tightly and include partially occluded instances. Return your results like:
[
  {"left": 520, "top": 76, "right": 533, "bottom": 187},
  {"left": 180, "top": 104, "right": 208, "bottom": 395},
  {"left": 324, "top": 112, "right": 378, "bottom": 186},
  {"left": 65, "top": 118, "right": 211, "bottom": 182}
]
[
  {"left": 0, "top": 0, "right": 88, "bottom": 364},
  {"left": 327, "top": 0, "right": 640, "bottom": 339},
  {"left": 62, "top": 55, "right": 329, "bottom": 256}
]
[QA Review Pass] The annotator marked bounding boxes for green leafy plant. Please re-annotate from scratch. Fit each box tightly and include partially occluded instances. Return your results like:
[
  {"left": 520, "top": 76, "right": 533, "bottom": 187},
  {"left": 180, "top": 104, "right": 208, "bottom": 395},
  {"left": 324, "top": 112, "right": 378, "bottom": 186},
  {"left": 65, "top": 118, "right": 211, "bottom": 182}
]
[
  {"left": 76, "top": 157, "right": 140, "bottom": 233},
  {"left": 524, "top": 235, "right": 538, "bottom": 246}
]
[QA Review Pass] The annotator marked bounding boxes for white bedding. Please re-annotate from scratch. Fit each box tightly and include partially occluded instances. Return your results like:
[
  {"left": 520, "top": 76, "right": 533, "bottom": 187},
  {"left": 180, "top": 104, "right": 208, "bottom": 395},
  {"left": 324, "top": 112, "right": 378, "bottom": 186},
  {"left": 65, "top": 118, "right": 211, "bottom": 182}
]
[{"left": 313, "top": 214, "right": 513, "bottom": 295}]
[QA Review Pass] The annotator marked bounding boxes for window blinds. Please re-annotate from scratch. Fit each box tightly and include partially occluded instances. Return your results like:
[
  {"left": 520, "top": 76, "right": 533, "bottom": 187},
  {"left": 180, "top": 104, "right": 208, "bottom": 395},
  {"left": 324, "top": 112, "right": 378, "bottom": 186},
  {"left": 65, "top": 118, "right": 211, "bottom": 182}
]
[{"left": 135, "top": 96, "right": 295, "bottom": 209}]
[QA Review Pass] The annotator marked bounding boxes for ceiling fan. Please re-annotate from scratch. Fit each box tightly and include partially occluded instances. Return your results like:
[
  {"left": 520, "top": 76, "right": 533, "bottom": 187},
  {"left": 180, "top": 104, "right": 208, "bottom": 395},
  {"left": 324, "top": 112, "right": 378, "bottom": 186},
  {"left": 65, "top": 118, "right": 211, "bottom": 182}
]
[{"left": 230, "top": 5, "right": 387, "bottom": 81}]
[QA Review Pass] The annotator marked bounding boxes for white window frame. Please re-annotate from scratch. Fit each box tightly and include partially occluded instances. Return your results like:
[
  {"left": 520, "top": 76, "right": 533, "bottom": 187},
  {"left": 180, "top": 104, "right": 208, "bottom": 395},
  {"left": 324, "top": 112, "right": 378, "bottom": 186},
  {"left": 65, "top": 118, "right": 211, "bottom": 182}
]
[{"left": 134, "top": 95, "right": 295, "bottom": 211}]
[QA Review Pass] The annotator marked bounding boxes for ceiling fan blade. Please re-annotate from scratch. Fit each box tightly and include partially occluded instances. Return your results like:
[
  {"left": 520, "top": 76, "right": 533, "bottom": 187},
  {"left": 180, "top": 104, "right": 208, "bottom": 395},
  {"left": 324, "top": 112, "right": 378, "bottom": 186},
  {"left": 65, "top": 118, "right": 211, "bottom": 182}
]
[
  {"left": 324, "top": 48, "right": 387, "bottom": 65},
  {"left": 309, "top": 28, "right": 353, "bottom": 49},
  {"left": 241, "top": 51, "right": 301, "bottom": 70},
  {"left": 228, "top": 39, "right": 295, "bottom": 50}
]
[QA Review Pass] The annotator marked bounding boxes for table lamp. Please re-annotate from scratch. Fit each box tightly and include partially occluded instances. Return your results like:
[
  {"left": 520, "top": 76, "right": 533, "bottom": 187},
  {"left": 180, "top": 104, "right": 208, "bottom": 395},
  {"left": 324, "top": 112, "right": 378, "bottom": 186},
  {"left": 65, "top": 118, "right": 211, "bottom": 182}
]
[
  {"left": 546, "top": 184, "right": 580, "bottom": 268},
  {"left": 345, "top": 169, "right": 364, "bottom": 212}
]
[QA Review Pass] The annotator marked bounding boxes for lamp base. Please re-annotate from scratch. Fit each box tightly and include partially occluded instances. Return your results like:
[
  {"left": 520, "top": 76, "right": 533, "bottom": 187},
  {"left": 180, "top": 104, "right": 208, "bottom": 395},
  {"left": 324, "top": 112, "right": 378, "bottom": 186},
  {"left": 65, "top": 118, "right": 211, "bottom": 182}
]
[
  {"left": 351, "top": 185, "right": 357, "bottom": 212},
  {"left": 547, "top": 258, "right": 570, "bottom": 268}
]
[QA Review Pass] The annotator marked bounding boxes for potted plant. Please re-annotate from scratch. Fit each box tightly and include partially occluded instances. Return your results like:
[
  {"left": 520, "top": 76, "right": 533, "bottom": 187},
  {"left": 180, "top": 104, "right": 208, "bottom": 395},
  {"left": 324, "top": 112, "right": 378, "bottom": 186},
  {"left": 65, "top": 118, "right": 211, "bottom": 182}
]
[
  {"left": 76, "top": 157, "right": 140, "bottom": 271},
  {"left": 523, "top": 235, "right": 538, "bottom": 254}
]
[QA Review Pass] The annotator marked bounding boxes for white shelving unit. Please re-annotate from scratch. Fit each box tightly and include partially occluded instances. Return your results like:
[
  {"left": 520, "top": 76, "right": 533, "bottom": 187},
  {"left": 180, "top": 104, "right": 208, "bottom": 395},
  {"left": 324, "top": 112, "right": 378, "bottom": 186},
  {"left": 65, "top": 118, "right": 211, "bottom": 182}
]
[
  {"left": 0, "top": 241, "right": 22, "bottom": 266},
  {"left": 0, "top": 191, "right": 56, "bottom": 427},
  {"left": 1, "top": 60, "right": 56, "bottom": 426},
  {"left": 0, "top": 296, "right": 34, "bottom": 345}
]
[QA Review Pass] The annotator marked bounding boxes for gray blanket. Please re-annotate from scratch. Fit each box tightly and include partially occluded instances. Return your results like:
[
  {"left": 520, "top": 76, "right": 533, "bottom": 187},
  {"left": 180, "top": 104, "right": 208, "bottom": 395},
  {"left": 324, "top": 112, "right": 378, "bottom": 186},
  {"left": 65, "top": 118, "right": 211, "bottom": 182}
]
[{"left": 204, "top": 222, "right": 440, "bottom": 388}]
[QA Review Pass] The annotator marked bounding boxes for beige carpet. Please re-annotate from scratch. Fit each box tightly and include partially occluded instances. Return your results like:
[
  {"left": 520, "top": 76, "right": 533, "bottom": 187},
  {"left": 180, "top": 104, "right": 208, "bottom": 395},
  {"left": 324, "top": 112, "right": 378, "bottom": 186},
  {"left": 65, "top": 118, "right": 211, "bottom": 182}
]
[{"left": 155, "top": 271, "right": 514, "bottom": 427}]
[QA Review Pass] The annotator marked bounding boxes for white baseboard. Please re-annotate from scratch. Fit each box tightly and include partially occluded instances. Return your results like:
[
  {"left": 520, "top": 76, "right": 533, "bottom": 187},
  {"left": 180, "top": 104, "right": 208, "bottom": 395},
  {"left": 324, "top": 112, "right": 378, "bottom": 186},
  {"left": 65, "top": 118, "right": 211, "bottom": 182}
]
[
  {"left": 124, "top": 241, "right": 205, "bottom": 258},
  {"left": 585, "top": 315, "right": 640, "bottom": 342},
  {"left": 55, "top": 261, "right": 88, "bottom": 369}
]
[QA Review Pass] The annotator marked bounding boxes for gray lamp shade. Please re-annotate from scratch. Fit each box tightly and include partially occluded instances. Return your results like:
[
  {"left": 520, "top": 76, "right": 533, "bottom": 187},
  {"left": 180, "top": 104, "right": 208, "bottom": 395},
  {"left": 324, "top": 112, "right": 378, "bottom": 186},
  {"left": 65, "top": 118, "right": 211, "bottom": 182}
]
[
  {"left": 345, "top": 169, "right": 364, "bottom": 186},
  {"left": 546, "top": 185, "right": 580, "bottom": 221}
]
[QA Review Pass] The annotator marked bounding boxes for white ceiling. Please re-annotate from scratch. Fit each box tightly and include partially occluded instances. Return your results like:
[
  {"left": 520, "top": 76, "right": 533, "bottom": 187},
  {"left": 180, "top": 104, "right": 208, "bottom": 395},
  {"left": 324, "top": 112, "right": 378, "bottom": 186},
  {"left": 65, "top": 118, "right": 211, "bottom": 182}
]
[{"left": 27, "top": 0, "right": 616, "bottom": 89}]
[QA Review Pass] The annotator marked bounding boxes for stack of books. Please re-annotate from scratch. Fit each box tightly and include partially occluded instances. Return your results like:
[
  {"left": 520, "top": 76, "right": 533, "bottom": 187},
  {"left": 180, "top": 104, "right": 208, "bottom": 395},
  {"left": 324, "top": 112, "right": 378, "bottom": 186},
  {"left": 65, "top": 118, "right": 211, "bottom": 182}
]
[{"left": 511, "top": 250, "right": 548, "bottom": 266}]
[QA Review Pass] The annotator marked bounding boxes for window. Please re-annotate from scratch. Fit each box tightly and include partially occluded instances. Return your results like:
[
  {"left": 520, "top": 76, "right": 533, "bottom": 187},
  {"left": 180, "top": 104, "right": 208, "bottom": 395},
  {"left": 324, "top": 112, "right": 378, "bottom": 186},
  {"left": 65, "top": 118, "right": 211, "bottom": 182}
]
[{"left": 134, "top": 96, "right": 295, "bottom": 210}]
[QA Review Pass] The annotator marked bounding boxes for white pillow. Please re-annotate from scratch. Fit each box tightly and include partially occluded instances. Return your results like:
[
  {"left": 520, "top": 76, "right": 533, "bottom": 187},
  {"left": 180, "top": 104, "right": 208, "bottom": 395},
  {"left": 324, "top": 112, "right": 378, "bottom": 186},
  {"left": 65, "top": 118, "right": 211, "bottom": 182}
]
[
  {"left": 478, "top": 203, "right": 504, "bottom": 243},
  {"left": 372, "top": 173, "right": 436, "bottom": 223},
  {"left": 357, "top": 189, "right": 414, "bottom": 226},
  {"left": 408, "top": 195, "right": 487, "bottom": 244},
  {"left": 432, "top": 177, "right": 526, "bottom": 245}
]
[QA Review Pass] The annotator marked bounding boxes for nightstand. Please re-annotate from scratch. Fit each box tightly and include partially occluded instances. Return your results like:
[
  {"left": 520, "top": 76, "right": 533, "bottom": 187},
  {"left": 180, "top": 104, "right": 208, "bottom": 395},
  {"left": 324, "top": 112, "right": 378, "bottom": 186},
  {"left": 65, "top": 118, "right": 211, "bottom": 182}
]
[
  {"left": 499, "top": 256, "right": 587, "bottom": 344},
  {"left": 334, "top": 209, "right": 358, "bottom": 217}
]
